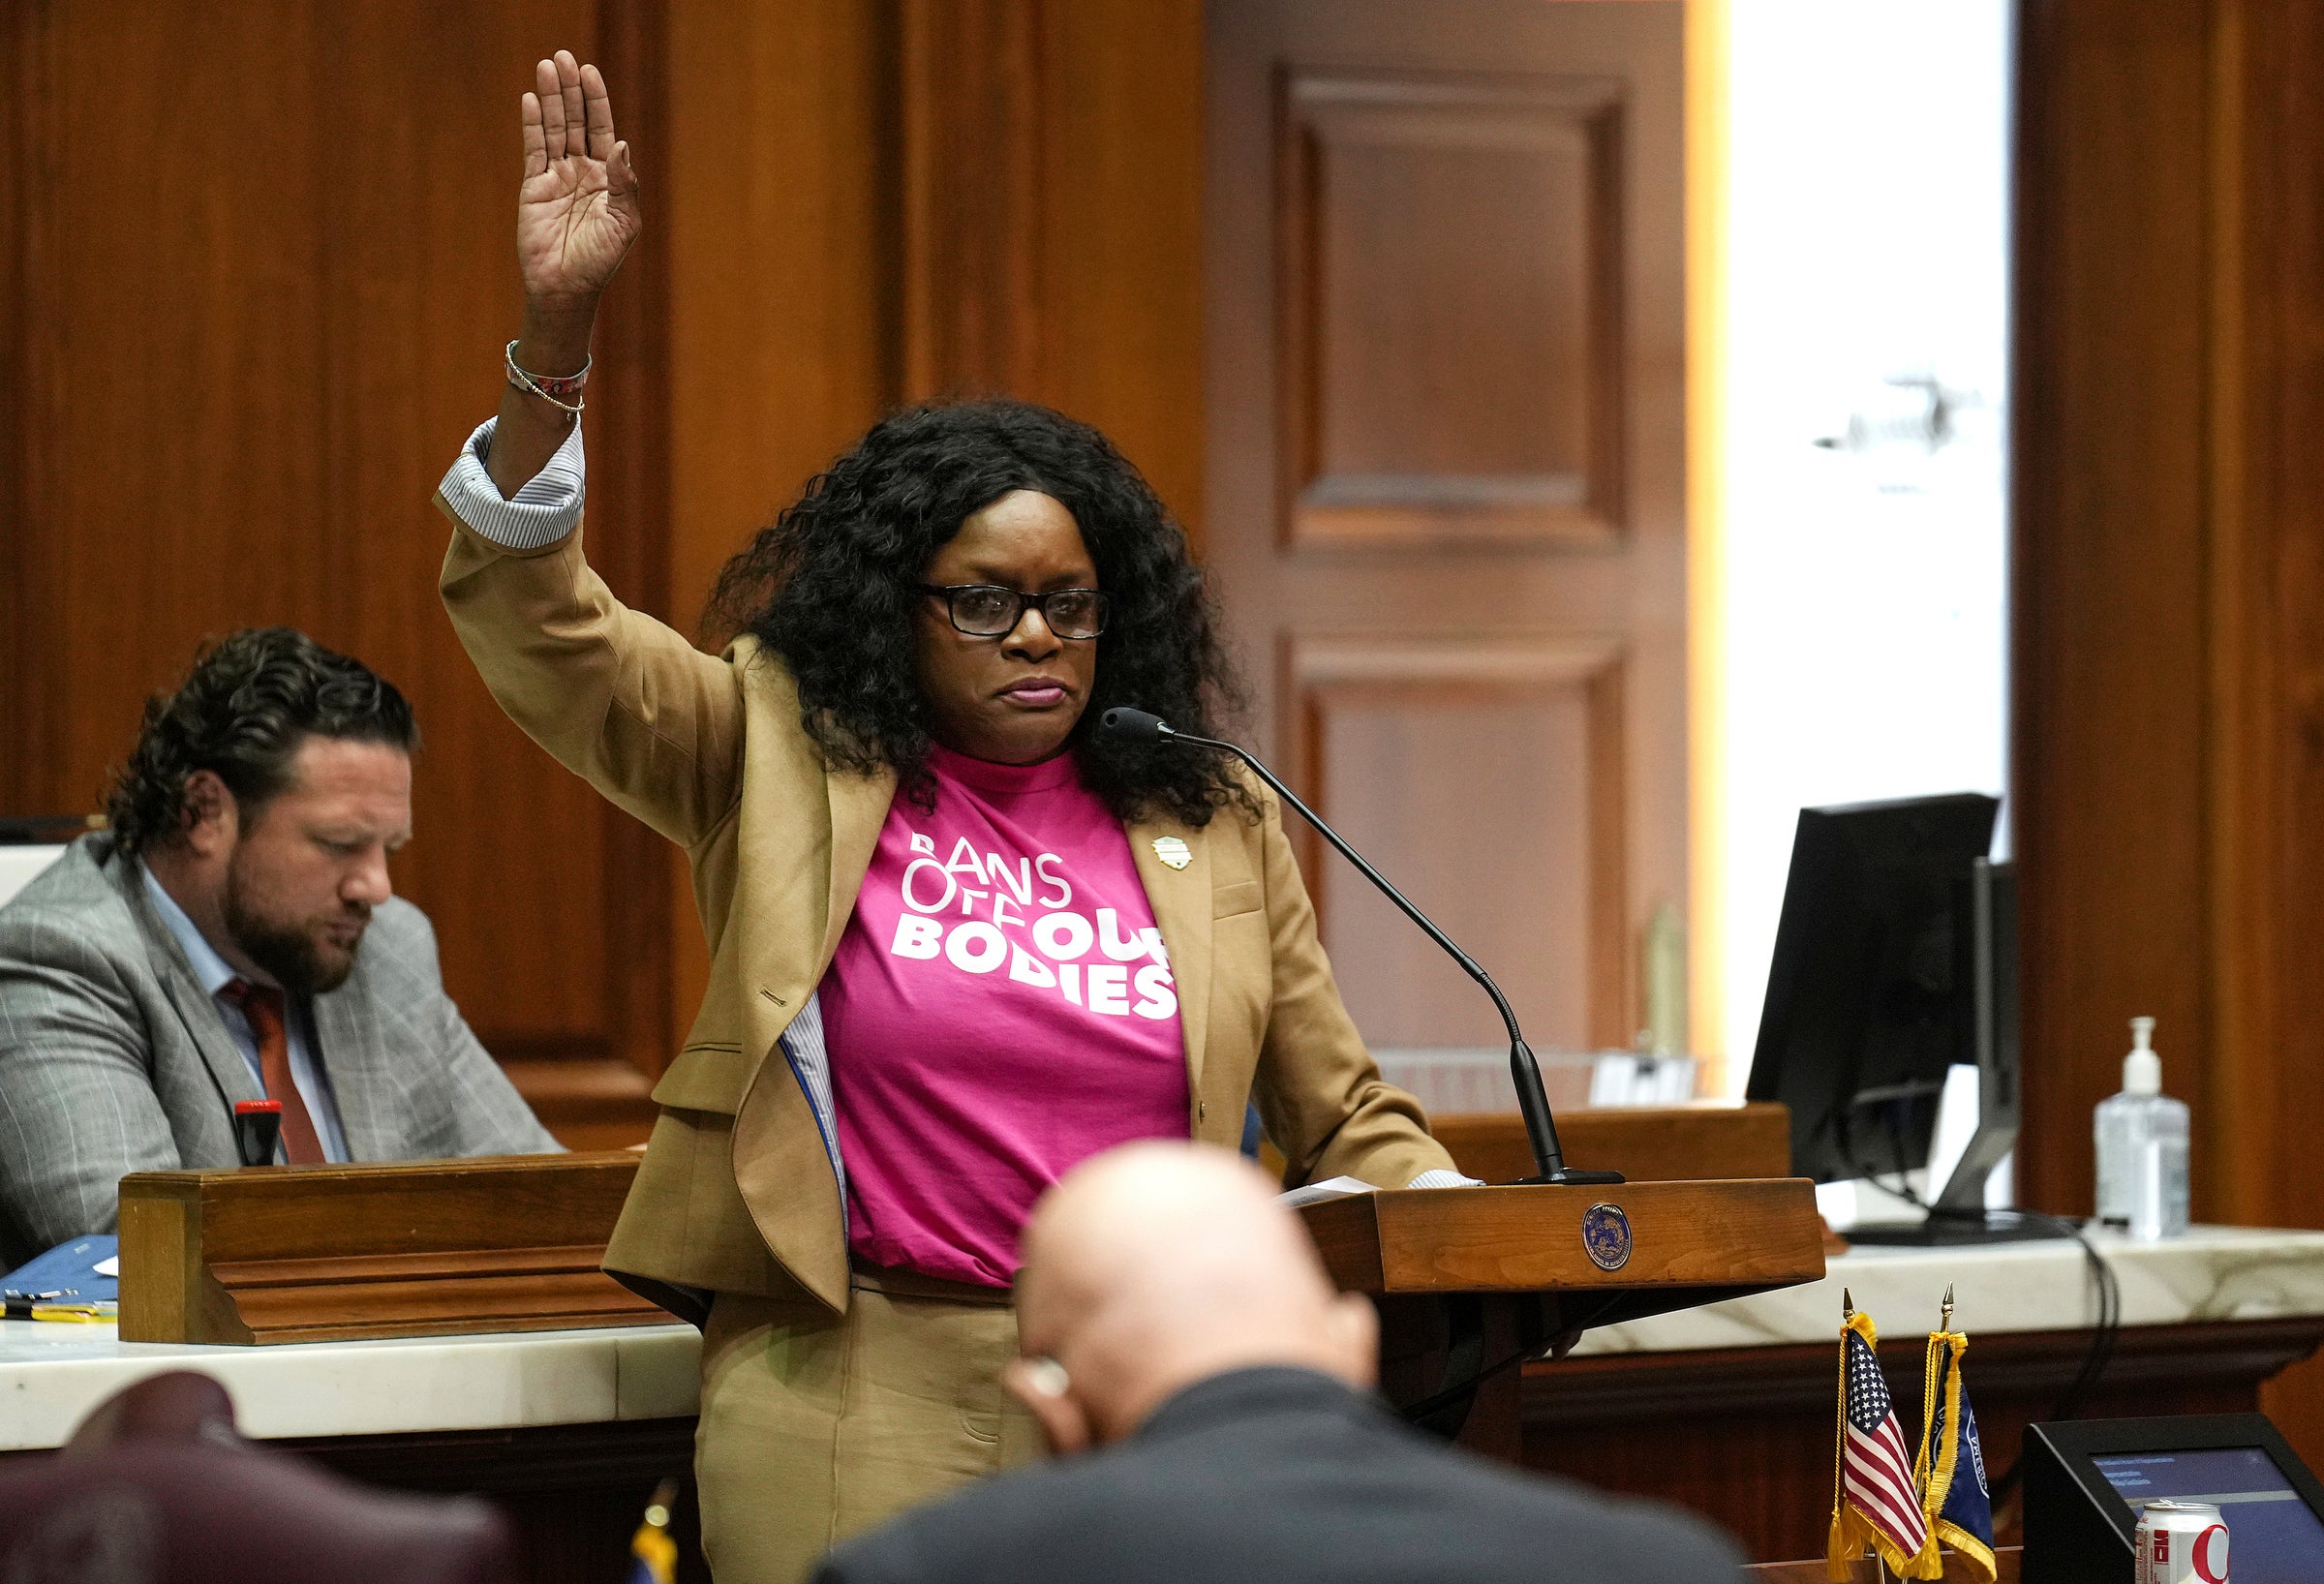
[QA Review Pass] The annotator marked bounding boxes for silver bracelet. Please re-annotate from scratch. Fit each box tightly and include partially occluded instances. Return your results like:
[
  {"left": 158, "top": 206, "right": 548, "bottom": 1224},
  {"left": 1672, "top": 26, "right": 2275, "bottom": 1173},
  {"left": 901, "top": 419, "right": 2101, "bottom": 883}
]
[{"left": 505, "top": 340, "right": 589, "bottom": 415}]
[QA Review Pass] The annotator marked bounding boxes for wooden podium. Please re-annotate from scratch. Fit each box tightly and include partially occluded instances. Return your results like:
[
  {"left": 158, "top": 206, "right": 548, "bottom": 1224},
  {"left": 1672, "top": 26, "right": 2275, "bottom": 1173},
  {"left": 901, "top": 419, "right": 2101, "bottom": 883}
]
[{"left": 1299, "top": 1178, "right": 1826, "bottom": 1458}]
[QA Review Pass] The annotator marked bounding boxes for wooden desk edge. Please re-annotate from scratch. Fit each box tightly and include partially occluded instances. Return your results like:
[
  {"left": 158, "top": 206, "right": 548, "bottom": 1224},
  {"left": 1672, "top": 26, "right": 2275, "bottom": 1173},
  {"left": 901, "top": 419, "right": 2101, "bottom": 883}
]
[{"left": 1299, "top": 1178, "right": 1825, "bottom": 1296}]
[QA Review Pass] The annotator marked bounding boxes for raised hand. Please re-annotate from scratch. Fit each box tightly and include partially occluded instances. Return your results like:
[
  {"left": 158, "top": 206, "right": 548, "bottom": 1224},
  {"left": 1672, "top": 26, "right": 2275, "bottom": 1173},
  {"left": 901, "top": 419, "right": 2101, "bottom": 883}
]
[
  {"left": 490, "top": 51, "right": 639, "bottom": 498},
  {"left": 517, "top": 51, "right": 640, "bottom": 312}
]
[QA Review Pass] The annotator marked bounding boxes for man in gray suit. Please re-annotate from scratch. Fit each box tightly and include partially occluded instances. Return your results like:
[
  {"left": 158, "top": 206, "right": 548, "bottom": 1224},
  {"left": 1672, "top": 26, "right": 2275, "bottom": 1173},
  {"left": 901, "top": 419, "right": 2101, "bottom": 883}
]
[{"left": 0, "top": 628, "right": 558, "bottom": 1270}]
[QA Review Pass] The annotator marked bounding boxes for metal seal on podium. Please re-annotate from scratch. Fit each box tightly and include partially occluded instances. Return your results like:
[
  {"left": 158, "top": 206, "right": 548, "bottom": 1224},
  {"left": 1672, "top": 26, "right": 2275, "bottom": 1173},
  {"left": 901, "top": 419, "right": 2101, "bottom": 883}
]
[{"left": 1581, "top": 1203, "right": 1633, "bottom": 1271}]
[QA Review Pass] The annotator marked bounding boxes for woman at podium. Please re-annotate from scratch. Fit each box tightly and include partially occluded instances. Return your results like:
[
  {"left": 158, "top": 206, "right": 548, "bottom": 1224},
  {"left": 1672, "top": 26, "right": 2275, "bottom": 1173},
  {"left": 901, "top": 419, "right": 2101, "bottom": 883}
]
[{"left": 434, "top": 50, "right": 1465, "bottom": 1584}]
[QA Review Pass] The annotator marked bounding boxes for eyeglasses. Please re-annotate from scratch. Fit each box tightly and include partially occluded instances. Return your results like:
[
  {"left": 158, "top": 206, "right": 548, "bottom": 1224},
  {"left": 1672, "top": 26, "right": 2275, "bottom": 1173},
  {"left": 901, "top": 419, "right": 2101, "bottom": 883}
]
[{"left": 914, "top": 583, "right": 1110, "bottom": 640}]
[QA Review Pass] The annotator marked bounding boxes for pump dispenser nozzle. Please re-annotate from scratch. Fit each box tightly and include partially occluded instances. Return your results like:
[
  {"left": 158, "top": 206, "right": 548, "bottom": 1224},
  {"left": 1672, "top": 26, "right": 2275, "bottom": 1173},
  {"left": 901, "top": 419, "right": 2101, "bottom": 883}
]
[{"left": 2124, "top": 1016, "right": 2161, "bottom": 1097}]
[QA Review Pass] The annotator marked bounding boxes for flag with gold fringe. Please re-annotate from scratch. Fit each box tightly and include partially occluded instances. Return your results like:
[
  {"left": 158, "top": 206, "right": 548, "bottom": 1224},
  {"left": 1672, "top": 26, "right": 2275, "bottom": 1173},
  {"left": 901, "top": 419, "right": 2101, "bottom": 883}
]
[
  {"left": 627, "top": 1478, "right": 679, "bottom": 1584},
  {"left": 1828, "top": 1294, "right": 1941, "bottom": 1579},
  {"left": 1915, "top": 1289, "right": 1998, "bottom": 1583}
]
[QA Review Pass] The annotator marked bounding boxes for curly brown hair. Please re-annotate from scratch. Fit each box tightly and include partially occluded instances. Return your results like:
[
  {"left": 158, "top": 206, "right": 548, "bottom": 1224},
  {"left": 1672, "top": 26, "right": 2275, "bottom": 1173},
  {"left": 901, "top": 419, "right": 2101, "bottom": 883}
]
[{"left": 105, "top": 628, "right": 418, "bottom": 854}]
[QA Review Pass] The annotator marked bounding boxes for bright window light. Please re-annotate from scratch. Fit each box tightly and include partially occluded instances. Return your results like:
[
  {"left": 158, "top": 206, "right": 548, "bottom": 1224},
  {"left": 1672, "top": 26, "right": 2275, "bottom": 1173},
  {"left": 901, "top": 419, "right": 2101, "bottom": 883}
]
[{"left": 1710, "top": 0, "right": 2013, "bottom": 1088}]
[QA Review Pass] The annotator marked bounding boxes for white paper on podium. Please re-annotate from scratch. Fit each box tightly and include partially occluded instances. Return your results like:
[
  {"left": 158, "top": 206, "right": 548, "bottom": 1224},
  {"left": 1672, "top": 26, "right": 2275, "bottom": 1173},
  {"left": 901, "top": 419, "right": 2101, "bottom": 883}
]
[{"left": 1276, "top": 1176, "right": 1376, "bottom": 1209}]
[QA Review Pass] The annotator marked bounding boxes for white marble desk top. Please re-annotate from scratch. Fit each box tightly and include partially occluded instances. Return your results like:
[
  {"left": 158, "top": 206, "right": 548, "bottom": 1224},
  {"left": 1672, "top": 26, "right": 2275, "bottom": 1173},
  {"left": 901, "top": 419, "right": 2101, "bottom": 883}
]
[
  {"left": 1575, "top": 1224, "right": 2324, "bottom": 1356},
  {"left": 0, "top": 1321, "right": 701, "bottom": 1453},
  {"left": 9, "top": 1228, "right": 2320, "bottom": 1451}
]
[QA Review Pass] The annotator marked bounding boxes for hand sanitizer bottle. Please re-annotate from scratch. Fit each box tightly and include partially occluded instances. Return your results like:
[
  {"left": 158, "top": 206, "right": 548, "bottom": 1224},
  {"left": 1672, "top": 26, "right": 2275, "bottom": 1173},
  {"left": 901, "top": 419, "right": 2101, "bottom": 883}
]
[{"left": 2094, "top": 1017, "right": 2190, "bottom": 1239}]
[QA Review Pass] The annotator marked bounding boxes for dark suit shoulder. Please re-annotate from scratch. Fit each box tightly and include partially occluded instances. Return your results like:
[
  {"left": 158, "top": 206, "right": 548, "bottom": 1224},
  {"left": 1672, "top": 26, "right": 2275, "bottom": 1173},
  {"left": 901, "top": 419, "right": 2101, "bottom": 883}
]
[{"left": 817, "top": 1372, "right": 1742, "bottom": 1584}]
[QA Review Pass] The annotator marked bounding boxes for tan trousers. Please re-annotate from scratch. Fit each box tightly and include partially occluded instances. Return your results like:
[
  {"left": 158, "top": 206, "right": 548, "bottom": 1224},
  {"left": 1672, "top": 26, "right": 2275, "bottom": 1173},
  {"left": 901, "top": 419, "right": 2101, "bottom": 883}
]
[{"left": 696, "top": 1270, "right": 1043, "bottom": 1584}]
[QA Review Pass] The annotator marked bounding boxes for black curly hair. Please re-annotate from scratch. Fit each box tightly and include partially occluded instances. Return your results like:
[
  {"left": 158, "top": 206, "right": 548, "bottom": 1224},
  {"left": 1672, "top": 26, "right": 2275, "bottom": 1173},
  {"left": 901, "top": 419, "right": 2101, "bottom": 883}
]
[
  {"left": 105, "top": 627, "right": 419, "bottom": 854},
  {"left": 707, "top": 399, "right": 1254, "bottom": 827}
]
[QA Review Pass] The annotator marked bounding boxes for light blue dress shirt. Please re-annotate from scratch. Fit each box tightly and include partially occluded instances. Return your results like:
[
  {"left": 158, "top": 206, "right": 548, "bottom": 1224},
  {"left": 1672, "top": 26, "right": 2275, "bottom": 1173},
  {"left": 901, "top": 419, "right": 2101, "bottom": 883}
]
[{"left": 138, "top": 866, "right": 352, "bottom": 1163}]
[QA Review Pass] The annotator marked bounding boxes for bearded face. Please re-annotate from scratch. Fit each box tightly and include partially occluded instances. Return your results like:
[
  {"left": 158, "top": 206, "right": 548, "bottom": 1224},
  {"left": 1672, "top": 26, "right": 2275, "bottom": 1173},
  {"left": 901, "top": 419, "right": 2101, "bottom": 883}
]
[
  {"left": 211, "top": 739, "right": 412, "bottom": 995},
  {"left": 222, "top": 838, "right": 372, "bottom": 994}
]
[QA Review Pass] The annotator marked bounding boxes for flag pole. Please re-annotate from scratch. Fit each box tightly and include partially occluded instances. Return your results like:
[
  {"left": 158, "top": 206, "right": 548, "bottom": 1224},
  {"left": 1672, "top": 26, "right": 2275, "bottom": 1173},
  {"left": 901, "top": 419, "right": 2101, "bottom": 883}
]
[{"left": 1835, "top": 1286, "right": 1853, "bottom": 1517}]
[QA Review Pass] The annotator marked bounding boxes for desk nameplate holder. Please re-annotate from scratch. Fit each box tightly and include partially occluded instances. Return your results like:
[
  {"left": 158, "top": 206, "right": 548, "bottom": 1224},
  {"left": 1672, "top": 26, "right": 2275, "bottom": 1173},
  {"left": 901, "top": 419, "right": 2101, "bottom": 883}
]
[{"left": 117, "top": 1152, "right": 664, "bottom": 1345}]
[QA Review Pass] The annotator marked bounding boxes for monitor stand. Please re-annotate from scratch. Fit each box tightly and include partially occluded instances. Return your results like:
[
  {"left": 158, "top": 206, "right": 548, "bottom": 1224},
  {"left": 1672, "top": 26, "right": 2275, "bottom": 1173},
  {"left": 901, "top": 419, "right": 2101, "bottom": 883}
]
[{"left": 1841, "top": 1209, "right": 2067, "bottom": 1247}]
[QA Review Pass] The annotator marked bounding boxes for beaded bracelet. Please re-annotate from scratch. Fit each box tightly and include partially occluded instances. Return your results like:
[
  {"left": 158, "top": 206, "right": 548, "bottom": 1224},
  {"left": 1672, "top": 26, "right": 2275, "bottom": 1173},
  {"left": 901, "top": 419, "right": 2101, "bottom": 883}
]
[{"left": 505, "top": 340, "right": 590, "bottom": 414}]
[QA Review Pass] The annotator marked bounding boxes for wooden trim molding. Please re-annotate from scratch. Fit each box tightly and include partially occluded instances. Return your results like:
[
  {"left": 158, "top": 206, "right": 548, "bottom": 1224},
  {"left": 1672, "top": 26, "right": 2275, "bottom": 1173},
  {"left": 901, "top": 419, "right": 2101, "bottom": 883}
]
[{"left": 116, "top": 1154, "right": 665, "bottom": 1345}]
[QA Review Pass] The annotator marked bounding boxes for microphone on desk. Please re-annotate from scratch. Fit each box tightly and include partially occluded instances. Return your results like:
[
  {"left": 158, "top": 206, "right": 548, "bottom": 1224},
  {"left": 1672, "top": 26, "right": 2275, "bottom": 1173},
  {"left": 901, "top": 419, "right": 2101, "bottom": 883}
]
[{"left": 1099, "top": 706, "right": 1624, "bottom": 1187}]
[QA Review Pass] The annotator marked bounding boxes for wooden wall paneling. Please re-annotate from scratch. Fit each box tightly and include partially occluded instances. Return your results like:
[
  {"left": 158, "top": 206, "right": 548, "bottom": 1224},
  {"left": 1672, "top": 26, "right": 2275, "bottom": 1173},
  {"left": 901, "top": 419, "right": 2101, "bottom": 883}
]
[
  {"left": 899, "top": 0, "right": 1043, "bottom": 399},
  {"left": 310, "top": 4, "right": 633, "bottom": 1080},
  {"left": 664, "top": 0, "right": 898, "bottom": 626},
  {"left": 8, "top": 1, "right": 333, "bottom": 816},
  {"left": 1275, "top": 70, "right": 1625, "bottom": 551},
  {"left": 0, "top": 4, "right": 47, "bottom": 821},
  {"left": 2210, "top": 0, "right": 2324, "bottom": 1253},
  {"left": 2208, "top": 0, "right": 2324, "bottom": 1470},
  {"left": 2014, "top": 0, "right": 2324, "bottom": 1471},
  {"left": 0, "top": 3, "right": 683, "bottom": 1140},
  {"left": 586, "top": 0, "right": 676, "bottom": 1084},
  {"left": 2, "top": 2, "right": 1205, "bottom": 1142},
  {"left": 895, "top": 0, "right": 1207, "bottom": 541},
  {"left": 1208, "top": 1, "right": 1686, "bottom": 1077},
  {"left": 1032, "top": 1, "right": 1207, "bottom": 547},
  {"left": 661, "top": 0, "right": 900, "bottom": 1058},
  {"left": 1283, "top": 632, "right": 1631, "bottom": 1051},
  {"left": 2011, "top": 0, "right": 2214, "bottom": 1219}
]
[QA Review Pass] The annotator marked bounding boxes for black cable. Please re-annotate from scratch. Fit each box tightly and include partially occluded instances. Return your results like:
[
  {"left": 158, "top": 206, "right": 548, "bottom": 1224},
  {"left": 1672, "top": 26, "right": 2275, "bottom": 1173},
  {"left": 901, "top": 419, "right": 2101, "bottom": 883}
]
[
  {"left": 1983, "top": 1207, "right": 2121, "bottom": 1502},
  {"left": 1848, "top": 1123, "right": 2121, "bottom": 1502},
  {"left": 1398, "top": 1293, "right": 1632, "bottom": 1432},
  {"left": 1396, "top": 1342, "right": 1538, "bottom": 1427}
]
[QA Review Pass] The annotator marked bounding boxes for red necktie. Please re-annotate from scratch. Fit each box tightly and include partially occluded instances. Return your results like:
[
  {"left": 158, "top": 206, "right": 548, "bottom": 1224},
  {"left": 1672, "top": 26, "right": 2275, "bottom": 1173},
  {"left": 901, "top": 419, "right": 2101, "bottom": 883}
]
[{"left": 221, "top": 979, "right": 325, "bottom": 1165}]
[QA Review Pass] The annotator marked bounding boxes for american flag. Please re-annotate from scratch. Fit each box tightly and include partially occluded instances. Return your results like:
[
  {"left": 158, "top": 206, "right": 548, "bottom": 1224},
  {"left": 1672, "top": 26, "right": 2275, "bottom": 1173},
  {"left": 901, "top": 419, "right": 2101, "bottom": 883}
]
[{"left": 1841, "top": 1325, "right": 1933, "bottom": 1561}]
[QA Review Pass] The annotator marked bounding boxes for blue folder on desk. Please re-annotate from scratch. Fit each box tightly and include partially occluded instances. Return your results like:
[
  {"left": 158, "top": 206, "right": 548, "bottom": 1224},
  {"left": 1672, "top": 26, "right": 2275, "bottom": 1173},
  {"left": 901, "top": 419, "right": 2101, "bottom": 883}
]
[{"left": 2, "top": 1234, "right": 119, "bottom": 1302}]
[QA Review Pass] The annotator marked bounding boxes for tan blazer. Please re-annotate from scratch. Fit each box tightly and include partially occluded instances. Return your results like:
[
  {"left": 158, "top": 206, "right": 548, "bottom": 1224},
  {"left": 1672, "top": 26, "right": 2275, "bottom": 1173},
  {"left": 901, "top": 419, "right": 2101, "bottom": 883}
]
[{"left": 438, "top": 507, "right": 1454, "bottom": 1320}]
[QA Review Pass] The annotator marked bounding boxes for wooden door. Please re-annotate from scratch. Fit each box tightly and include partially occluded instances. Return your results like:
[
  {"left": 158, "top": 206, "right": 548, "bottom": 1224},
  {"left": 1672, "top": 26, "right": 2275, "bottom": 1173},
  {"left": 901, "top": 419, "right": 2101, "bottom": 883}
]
[{"left": 1206, "top": 2, "right": 1686, "bottom": 1059}]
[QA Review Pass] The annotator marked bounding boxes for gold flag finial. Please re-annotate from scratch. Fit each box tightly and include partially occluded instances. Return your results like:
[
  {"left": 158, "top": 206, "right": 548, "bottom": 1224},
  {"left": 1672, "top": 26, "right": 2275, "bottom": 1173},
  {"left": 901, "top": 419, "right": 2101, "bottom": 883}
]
[
  {"left": 1941, "top": 1283, "right": 1956, "bottom": 1333},
  {"left": 1843, "top": 1286, "right": 1854, "bottom": 1320}
]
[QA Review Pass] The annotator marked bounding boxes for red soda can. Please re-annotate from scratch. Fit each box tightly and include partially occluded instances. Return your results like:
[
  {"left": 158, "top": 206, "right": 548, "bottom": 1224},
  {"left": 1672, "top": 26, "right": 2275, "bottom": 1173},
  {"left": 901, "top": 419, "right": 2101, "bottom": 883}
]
[{"left": 2136, "top": 1500, "right": 2229, "bottom": 1583}]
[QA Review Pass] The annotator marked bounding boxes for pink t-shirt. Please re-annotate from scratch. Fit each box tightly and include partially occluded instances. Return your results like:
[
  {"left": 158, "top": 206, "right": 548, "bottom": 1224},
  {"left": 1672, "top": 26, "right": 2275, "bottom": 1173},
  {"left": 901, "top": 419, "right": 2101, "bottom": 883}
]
[{"left": 820, "top": 744, "right": 1189, "bottom": 1287}]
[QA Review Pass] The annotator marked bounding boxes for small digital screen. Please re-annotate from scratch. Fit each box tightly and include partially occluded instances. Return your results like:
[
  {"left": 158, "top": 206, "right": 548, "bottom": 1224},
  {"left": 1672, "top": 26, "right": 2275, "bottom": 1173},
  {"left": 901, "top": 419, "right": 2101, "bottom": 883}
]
[{"left": 2094, "top": 1447, "right": 2324, "bottom": 1584}]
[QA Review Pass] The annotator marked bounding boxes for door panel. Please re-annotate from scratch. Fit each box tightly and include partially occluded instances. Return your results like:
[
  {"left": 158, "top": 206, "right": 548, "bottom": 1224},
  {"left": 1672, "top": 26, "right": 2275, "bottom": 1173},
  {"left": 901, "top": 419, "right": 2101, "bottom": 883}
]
[
  {"left": 1281, "top": 69, "right": 1626, "bottom": 548},
  {"left": 1208, "top": 0, "right": 1685, "bottom": 1062}
]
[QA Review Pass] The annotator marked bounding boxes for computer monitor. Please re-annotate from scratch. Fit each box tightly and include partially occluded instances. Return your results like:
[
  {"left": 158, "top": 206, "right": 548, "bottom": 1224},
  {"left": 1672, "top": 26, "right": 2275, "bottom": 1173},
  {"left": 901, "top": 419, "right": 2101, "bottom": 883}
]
[
  {"left": 1745, "top": 793, "right": 2014, "bottom": 1224},
  {"left": 2026, "top": 1414, "right": 2324, "bottom": 1584}
]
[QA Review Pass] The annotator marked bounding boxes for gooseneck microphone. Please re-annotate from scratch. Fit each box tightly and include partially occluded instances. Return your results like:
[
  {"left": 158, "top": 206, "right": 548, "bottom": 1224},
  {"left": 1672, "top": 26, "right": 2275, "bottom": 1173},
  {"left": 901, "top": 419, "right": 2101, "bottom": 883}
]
[{"left": 1101, "top": 706, "right": 1622, "bottom": 1187}]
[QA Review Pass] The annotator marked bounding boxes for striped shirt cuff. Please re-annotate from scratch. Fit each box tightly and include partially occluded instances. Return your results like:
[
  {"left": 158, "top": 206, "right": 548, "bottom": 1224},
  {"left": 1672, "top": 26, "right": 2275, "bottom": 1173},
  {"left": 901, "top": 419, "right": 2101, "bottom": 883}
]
[
  {"left": 1407, "top": 1168, "right": 1484, "bottom": 1189},
  {"left": 438, "top": 416, "right": 587, "bottom": 549}
]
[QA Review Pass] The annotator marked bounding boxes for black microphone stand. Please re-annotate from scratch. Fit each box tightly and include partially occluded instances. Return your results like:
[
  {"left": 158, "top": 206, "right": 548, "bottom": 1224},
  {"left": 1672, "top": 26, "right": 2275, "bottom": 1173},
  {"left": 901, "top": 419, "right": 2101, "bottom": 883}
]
[{"left": 1104, "top": 708, "right": 1622, "bottom": 1187}]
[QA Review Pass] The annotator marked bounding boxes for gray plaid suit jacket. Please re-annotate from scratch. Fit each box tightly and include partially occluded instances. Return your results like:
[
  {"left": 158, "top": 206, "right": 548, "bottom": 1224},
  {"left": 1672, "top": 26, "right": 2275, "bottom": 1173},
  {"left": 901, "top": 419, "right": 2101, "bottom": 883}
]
[{"left": 0, "top": 833, "right": 560, "bottom": 1270}]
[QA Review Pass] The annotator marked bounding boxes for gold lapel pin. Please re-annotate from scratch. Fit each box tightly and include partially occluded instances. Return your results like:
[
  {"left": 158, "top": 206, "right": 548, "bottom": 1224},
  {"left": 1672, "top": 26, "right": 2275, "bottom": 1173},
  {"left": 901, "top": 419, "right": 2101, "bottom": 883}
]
[{"left": 1151, "top": 836, "right": 1192, "bottom": 870}]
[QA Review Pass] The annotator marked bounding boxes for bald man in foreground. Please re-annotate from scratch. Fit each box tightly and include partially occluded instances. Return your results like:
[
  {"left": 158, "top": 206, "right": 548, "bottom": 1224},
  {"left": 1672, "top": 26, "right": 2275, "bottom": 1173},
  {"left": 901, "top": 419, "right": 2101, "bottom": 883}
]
[{"left": 810, "top": 1143, "right": 1742, "bottom": 1584}]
